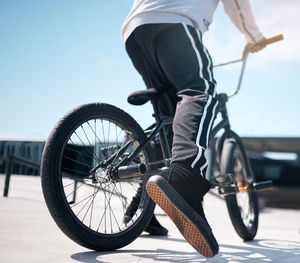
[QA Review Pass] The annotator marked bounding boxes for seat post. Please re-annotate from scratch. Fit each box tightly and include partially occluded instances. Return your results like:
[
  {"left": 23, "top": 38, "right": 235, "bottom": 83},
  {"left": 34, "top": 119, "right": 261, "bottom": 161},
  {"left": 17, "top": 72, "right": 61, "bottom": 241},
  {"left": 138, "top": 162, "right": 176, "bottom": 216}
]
[{"left": 152, "top": 100, "right": 172, "bottom": 166}]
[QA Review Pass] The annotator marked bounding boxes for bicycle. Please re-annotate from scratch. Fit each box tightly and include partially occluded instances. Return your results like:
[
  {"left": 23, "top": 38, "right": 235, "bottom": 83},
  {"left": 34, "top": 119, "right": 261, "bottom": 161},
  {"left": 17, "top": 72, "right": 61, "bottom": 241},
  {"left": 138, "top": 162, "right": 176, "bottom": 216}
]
[{"left": 41, "top": 34, "right": 283, "bottom": 251}]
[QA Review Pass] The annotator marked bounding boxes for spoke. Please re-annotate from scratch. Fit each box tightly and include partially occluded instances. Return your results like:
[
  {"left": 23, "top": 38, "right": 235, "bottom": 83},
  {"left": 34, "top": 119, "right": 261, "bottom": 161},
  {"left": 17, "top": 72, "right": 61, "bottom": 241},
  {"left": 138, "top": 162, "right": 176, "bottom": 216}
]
[
  {"left": 104, "top": 181, "right": 128, "bottom": 215},
  {"left": 87, "top": 120, "right": 106, "bottom": 150},
  {"left": 73, "top": 131, "right": 95, "bottom": 159},
  {"left": 104, "top": 182, "right": 122, "bottom": 233},
  {"left": 117, "top": 182, "right": 127, "bottom": 215},
  {"left": 65, "top": 182, "right": 85, "bottom": 199},
  {"left": 107, "top": 120, "right": 111, "bottom": 146},
  {"left": 115, "top": 132, "right": 128, "bottom": 149},
  {"left": 126, "top": 180, "right": 139, "bottom": 190},
  {"left": 113, "top": 124, "right": 129, "bottom": 150},
  {"left": 61, "top": 166, "right": 89, "bottom": 177},
  {"left": 89, "top": 186, "right": 98, "bottom": 228},
  {"left": 81, "top": 186, "right": 100, "bottom": 225},
  {"left": 76, "top": 125, "right": 100, "bottom": 162},
  {"left": 104, "top": 183, "right": 107, "bottom": 233},
  {"left": 109, "top": 200, "right": 122, "bottom": 233},
  {"left": 70, "top": 191, "right": 99, "bottom": 208},
  {"left": 94, "top": 119, "right": 100, "bottom": 163},
  {"left": 62, "top": 155, "right": 92, "bottom": 169},
  {"left": 112, "top": 124, "right": 128, "bottom": 149},
  {"left": 76, "top": 192, "right": 95, "bottom": 218},
  {"left": 107, "top": 181, "right": 138, "bottom": 231},
  {"left": 101, "top": 119, "right": 107, "bottom": 147},
  {"left": 112, "top": 138, "right": 129, "bottom": 165},
  {"left": 73, "top": 131, "right": 99, "bottom": 165},
  {"left": 68, "top": 137, "right": 95, "bottom": 168},
  {"left": 65, "top": 144, "right": 94, "bottom": 161},
  {"left": 97, "top": 182, "right": 117, "bottom": 232},
  {"left": 80, "top": 123, "right": 102, "bottom": 163},
  {"left": 109, "top": 188, "right": 113, "bottom": 233},
  {"left": 99, "top": 180, "right": 118, "bottom": 233},
  {"left": 63, "top": 180, "right": 80, "bottom": 188}
]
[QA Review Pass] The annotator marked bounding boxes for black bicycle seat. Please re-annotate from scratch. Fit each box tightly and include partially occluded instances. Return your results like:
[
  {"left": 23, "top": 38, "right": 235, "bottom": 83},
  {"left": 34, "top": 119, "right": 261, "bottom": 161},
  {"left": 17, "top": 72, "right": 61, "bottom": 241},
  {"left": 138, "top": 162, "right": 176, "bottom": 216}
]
[{"left": 127, "top": 88, "right": 160, "bottom": 105}]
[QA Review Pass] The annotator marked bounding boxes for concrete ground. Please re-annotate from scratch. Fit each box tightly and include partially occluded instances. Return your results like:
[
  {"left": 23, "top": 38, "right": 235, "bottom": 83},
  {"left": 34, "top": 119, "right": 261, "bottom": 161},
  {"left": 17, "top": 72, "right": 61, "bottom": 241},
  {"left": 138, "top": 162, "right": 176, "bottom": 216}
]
[{"left": 1, "top": 174, "right": 300, "bottom": 263}]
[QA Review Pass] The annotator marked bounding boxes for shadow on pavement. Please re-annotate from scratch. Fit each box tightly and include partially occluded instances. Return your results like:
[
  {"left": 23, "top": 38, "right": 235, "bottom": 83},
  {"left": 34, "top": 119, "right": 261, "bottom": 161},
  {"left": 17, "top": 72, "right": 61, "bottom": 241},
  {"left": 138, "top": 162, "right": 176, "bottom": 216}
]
[{"left": 70, "top": 238, "right": 300, "bottom": 263}]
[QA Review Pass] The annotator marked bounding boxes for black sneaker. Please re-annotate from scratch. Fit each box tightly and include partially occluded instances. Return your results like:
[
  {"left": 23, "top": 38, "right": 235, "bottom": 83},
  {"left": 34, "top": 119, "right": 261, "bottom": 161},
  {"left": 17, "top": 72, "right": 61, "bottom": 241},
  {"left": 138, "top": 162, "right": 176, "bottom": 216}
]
[
  {"left": 123, "top": 182, "right": 168, "bottom": 236},
  {"left": 146, "top": 165, "right": 219, "bottom": 258},
  {"left": 144, "top": 215, "right": 168, "bottom": 236}
]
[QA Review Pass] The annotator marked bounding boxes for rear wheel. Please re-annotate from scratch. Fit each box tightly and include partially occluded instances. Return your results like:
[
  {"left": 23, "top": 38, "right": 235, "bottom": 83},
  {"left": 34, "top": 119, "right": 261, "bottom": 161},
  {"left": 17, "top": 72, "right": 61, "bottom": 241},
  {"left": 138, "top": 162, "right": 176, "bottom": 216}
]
[
  {"left": 220, "top": 131, "right": 259, "bottom": 241},
  {"left": 41, "top": 103, "right": 155, "bottom": 250}
]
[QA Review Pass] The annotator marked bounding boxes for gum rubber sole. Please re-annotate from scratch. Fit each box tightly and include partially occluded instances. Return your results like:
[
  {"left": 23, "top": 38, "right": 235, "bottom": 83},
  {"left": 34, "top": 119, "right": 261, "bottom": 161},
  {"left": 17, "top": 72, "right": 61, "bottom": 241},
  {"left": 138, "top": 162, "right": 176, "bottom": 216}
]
[{"left": 146, "top": 180, "right": 217, "bottom": 258}]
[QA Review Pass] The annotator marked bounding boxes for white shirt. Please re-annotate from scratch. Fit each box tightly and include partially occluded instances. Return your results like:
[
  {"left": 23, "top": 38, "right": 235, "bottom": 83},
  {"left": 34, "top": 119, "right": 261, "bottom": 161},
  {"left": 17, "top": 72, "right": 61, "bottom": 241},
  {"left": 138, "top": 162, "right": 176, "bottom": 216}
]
[{"left": 121, "top": 0, "right": 263, "bottom": 43}]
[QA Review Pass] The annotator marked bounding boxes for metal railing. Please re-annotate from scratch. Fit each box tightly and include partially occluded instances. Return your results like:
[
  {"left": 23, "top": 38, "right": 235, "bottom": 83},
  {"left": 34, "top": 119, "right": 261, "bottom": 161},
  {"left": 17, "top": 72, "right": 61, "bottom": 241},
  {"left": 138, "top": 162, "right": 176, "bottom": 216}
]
[{"left": 3, "top": 154, "right": 40, "bottom": 197}]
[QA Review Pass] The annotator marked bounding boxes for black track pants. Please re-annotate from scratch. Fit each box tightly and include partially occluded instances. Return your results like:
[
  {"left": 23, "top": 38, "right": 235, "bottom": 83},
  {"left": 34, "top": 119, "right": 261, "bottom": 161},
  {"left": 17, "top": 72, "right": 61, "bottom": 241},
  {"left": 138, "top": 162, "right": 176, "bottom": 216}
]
[{"left": 125, "top": 23, "right": 218, "bottom": 177}]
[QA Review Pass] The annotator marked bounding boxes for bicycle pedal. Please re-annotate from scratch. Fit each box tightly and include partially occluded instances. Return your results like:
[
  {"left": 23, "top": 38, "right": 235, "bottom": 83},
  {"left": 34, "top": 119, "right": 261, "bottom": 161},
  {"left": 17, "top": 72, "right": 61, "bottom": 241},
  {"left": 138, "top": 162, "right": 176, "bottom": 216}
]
[
  {"left": 218, "top": 185, "right": 237, "bottom": 196},
  {"left": 252, "top": 180, "right": 273, "bottom": 191},
  {"left": 212, "top": 173, "right": 234, "bottom": 186}
]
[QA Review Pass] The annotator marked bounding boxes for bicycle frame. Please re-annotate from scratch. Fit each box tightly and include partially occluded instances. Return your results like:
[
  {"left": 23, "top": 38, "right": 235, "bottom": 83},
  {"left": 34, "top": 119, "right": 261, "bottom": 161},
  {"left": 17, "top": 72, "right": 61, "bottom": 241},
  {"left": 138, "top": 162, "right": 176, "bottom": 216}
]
[
  {"left": 105, "top": 91, "right": 232, "bottom": 180},
  {"left": 102, "top": 57, "right": 244, "bottom": 179},
  {"left": 106, "top": 56, "right": 250, "bottom": 177}
]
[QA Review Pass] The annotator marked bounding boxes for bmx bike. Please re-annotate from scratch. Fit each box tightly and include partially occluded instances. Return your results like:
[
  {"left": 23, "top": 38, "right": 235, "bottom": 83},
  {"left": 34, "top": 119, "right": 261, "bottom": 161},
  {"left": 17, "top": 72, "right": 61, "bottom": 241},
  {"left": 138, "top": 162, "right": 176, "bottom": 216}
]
[{"left": 41, "top": 34, "right": 283, "bottom": 251}]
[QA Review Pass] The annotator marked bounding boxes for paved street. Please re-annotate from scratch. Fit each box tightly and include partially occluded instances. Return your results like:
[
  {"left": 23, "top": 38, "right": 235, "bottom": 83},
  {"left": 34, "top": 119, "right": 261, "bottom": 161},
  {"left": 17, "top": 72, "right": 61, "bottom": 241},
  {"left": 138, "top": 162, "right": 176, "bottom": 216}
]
[{"left": 1, "top": 174, "right": 300, "bottom": 263}]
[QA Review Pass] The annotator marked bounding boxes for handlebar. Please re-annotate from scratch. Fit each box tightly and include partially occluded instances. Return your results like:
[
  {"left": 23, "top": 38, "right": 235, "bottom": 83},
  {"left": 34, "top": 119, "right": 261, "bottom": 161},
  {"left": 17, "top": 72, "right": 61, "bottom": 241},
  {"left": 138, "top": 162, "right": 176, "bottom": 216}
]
[
  {"left": 214, "top": 34, "right": 284, "bottom": 98},
  {"left": 214, "top": 34, "right": 284, "bottom": 68},
  {"left": 257, "top": 34, "right": 284, "bottom": 47}
]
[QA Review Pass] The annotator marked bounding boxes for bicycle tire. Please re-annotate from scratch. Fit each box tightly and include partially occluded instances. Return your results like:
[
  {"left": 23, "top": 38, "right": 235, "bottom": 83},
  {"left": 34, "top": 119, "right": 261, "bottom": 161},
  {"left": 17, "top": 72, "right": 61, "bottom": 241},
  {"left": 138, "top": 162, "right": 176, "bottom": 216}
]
[
  {"left": 220, "top": 131, "right": 259, "bottom": 241},
  {"left": 41, "top": 103, "right": 155, "bottom": 251}
]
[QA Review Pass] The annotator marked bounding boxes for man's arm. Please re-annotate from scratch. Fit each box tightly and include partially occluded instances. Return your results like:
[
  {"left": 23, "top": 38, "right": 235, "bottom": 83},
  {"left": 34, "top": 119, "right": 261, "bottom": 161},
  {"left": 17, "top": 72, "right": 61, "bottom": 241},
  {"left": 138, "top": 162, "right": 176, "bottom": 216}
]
[
  {"left": 221, "top": 0, "right": 266, "bottom": 56},
  {"left": 221, "top": 0, "right": 263, "bottom": 42}
]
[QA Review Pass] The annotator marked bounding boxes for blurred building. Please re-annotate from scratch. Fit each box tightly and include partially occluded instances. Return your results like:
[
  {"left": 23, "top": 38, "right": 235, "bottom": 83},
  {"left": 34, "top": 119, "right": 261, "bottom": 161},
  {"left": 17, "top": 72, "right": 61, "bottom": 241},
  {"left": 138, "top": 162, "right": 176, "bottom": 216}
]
[
  {"left": 243, "top": 137, "right": 300, "bottom": 187},
  {"left": 1, "top": 138, "right": 300, "bottom": 207},
  {"left": 0, "top": 140, "right": 44, "bottom": 175},
  {"left": 242, "top": 137, "right": 300, "bottom": 208}
]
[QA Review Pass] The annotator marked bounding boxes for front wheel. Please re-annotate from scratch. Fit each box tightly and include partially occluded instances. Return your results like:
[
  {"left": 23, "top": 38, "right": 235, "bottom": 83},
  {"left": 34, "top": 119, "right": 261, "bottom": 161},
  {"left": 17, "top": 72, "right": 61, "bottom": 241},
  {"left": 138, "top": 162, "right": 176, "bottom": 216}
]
[
  {"left": 41, "top": 103, "right": 155, "bottom": 251},
  {"left": 220, "top": 131, "right": 259, "bottom": 241}
]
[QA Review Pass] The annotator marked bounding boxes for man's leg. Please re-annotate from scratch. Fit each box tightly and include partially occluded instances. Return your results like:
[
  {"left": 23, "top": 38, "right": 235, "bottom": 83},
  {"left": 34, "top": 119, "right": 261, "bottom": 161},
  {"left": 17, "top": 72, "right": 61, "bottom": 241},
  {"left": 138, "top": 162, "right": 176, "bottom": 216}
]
[
  {"left": 126, "top": 23, "right": 219, "bottom": 257},
  {"left": 155, "top": 24, "right": 218, "bottom": 174},
  {"left": 145, "top": 24, "right": 219, "bottom": 257}
]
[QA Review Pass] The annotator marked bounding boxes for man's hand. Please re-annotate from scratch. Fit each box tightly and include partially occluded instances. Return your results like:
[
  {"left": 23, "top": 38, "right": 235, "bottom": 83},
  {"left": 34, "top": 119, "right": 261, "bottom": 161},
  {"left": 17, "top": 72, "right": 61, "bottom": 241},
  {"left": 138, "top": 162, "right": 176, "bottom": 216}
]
[{"left": 243, "top": 37, "right": 267, "bottom": 57}]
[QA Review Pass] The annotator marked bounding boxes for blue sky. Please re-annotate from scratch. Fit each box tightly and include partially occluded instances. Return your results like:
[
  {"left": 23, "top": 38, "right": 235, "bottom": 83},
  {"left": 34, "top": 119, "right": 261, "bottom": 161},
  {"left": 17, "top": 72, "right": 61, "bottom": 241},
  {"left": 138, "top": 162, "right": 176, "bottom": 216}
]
[{"left": 1, "top": 0, "right": 299, "bottom": 141}]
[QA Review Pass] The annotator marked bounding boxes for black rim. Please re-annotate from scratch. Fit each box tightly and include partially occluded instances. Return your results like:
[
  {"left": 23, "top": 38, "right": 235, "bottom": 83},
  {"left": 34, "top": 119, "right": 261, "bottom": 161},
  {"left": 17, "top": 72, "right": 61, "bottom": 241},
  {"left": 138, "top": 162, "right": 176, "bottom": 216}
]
[
  {"left": 57, "top": 115, "right": 148, "bottom": 235},
  {"left": 232, "top": 145, "right": 255, "bottom": 231}
]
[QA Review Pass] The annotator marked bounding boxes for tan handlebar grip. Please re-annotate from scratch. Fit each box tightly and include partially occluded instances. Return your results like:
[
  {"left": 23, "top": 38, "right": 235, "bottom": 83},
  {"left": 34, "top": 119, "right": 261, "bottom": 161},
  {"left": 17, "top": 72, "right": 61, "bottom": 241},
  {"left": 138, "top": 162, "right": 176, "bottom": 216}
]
[{"left": 262, "top": 34, "right": 284, "bottom": 46}]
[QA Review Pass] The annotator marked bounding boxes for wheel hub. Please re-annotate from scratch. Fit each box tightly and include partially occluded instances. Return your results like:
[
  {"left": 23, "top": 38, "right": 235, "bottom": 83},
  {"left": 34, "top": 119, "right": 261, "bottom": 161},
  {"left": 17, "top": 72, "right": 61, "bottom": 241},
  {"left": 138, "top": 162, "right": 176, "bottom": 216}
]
[{"left": 94, "top": 167, "right": 110, "bottom": 183}]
